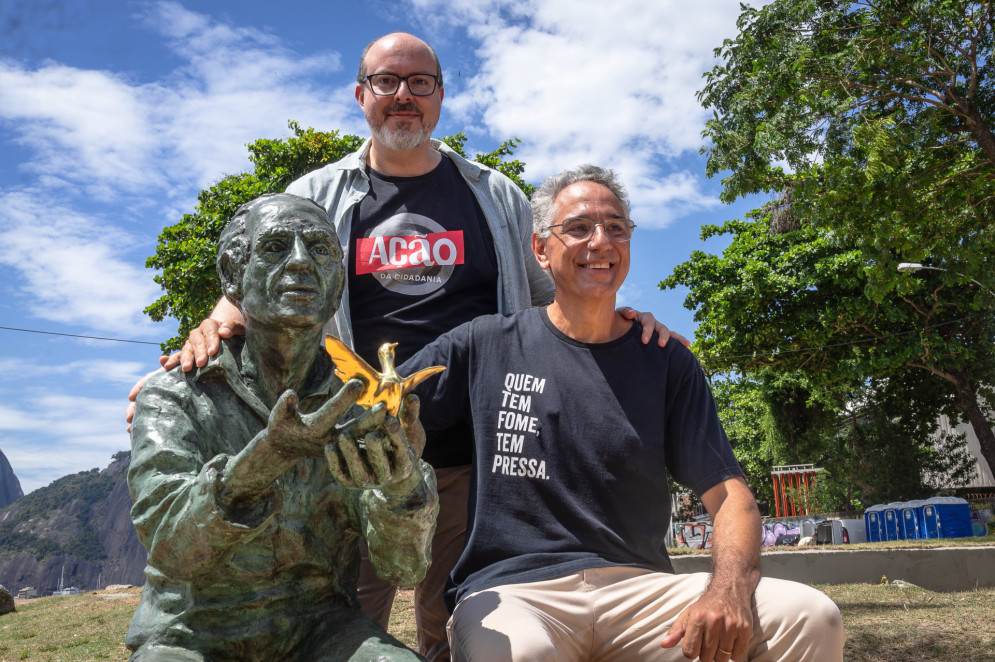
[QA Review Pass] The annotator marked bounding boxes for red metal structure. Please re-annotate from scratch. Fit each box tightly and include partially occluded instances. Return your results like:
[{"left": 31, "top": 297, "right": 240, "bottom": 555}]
[{"left": 771, "top": 464, "right": 824, "bottom": 517}]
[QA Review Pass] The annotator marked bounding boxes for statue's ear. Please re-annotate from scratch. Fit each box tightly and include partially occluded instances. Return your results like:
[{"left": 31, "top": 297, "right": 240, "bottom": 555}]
[{"left": 218, "top": 253, "right": 242, "bottom": 304}]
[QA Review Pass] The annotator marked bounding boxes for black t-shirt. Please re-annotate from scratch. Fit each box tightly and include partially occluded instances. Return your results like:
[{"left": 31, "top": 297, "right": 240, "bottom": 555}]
[
  {"left": 349, "top": 156, "right": 498, "bottom": 467},
  {"left": 401, "top": 308, "right": 743, "bottom": 609}
]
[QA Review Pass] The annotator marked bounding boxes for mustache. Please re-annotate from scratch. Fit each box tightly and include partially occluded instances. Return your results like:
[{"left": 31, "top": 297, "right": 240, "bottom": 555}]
[{"left": 385, "top": 102, "right": 422, "bottom": 116}]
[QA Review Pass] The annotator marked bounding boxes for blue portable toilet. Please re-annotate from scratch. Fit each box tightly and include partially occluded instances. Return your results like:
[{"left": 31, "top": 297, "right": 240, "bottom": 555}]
[
  {"left": 928, "top": 496, "right": 973, "bottom": 539},
  {"left": 883, "top": 502, "right": 904, "bottom": 540},
  {"left": 917, "top": 500, "right": 941, "bottom": 539},
  {"left": 864, "top": 504, "right": 885, "bottom": 543},
  {"left": 900, "top": 501, "right": 920, "bottom": 540}
]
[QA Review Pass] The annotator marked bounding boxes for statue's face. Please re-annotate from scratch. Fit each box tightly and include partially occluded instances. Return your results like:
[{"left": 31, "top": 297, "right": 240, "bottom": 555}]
[{"left": 239, "top": 200, "right": 344, "bottom": 329}]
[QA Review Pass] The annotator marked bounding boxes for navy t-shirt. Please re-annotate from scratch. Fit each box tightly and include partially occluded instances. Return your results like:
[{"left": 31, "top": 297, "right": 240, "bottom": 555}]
[
  {"left": 349, "top": 156, "right": 498, "bottom": 467},
  {"left": 400, "top": 308, "right": 743, "bottom": 609}
]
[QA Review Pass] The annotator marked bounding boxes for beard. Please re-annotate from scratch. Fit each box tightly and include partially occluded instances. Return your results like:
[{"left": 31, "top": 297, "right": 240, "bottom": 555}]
[{"left": 367, "top": 102, "right": 437, "bottom": 151}]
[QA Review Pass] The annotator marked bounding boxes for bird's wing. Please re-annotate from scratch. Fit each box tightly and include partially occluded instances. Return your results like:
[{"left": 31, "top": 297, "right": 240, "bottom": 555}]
[
  {"left": 401, "top": 365, "right": 447, "bottom": 393},
  {"left": 324, "top": 335, "right": 381, "bottom": 400}
]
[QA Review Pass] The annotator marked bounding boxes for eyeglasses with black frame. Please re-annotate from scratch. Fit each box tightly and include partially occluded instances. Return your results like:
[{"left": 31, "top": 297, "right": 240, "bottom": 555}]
[
  {"left": 547, "top": 218, "right": 637, "bottom": 243},
  {"left": 362, "top": 73, "right": 441, "bottom": 96}
]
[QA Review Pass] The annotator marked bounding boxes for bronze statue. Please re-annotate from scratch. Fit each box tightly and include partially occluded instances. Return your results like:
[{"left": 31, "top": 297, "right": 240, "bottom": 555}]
[{"left": 127, "top": 193, "right": 438, "bottom": 661}]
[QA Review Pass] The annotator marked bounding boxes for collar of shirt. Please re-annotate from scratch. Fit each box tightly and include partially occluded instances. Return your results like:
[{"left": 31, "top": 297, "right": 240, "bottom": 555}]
[{"left": 194, "top": 336, "right": 339, "bottom": 422}]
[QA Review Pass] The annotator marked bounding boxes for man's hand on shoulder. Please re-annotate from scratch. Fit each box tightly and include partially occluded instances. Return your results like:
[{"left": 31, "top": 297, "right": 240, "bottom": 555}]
[
  {"left": 617, "top": 307, "right": 690, "bottom": 348},
  {"left": 659, "top": 585, "right": 753, "bottom": 662},
  {"left": 125, "top": 306, "right": 247, "bottom": 430},
  {"left": 164, "top": 317, "right": 246, "bottom": 372}
]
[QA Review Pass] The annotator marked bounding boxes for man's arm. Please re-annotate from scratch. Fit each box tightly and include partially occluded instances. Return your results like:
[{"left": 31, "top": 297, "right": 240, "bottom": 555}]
[
  {"left": 660, "top": 476, "right": 761, "bottom": 661},
  {"left": 125, "top": 297, "right": 245, "bottom": 429}
]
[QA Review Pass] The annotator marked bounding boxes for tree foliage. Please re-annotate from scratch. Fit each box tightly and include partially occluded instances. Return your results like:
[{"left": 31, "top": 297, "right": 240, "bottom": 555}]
[
  {"left": 709, "top": 365, "right": 975, "bottom": 510},
  {"left": 701, "top": 0, "right": 995, "bottom": 202},
  {"left": 663, "top": 202, "right": 992, "bottom": 498},
  {"left": 684, "top": 0, "right": 995, "bottom": 483},
  {"left": 145, "top": 122, "right": 533, "bottom": 351},
  {"left": 699, "top": 0, "right": 995, "bottom": 308},
  {"left": 0, "top": 468, "right": 115, "bottom": 562}
]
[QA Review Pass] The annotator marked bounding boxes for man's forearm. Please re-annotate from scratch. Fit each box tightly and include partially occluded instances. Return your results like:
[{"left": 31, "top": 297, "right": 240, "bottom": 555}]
[{"left": 703, "top": 477, "right": 762, "bottom": 598}]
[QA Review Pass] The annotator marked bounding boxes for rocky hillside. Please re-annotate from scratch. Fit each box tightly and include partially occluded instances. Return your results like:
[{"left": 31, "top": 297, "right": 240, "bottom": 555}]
[
  {"left": 0, "top": 448, "right": 23, "bottom": 508},
  {"left": 0, "top": 452, "right": 146, "bottom": 594}
]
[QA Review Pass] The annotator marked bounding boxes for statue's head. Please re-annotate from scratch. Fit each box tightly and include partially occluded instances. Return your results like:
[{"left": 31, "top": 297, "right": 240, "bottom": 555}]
[{"left": 217, "top": 193, "right": 344, "bottom": 329}]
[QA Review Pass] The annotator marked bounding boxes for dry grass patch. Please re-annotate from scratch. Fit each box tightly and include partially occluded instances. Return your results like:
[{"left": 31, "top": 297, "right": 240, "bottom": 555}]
[
  {"left": 388, "top": 589, "right": 417, "bottom": 647},
  {"left": 3, "top": 582, "right": 993, "bottom": 661},
  {"left": 821, "top": 582, "right": 995, "bottom": 662},
  {"left": 0, "top": 589, "right": 140, "bottom": 661}
]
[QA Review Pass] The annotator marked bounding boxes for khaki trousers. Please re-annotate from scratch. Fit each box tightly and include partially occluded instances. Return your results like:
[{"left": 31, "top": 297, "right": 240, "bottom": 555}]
[
  {"left": 359, "top": 464, "right": 471, "bottom": 662},
  {"left": 448, "top": 566, "right": 844, "bottom": 662}
]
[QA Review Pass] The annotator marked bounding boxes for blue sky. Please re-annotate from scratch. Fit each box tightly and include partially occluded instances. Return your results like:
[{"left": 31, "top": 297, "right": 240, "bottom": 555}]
[{"left": 0, "top": 0, "right": 764, "bottom": 493}]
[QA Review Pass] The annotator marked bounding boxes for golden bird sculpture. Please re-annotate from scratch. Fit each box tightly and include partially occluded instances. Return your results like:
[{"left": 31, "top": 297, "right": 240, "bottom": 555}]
[{"left": 323, "top": 335, "right": 446, "bottom": 416}]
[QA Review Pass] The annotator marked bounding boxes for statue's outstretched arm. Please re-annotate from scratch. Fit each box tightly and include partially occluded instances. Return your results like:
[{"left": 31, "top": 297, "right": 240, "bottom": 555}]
[{"left": 331, "top": 395, "right": 439, "bottom": 587}]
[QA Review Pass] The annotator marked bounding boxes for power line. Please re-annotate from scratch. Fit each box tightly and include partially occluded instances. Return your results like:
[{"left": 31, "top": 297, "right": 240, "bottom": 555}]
[
  {"left": 0, "top": 326, "right": 162, "bottom": 346},
  {"left": 703, "top": 314, "right": 989, "bottom": 362},
  {"left": 2, "top": 312, "right": 988, "bottom": 356}
]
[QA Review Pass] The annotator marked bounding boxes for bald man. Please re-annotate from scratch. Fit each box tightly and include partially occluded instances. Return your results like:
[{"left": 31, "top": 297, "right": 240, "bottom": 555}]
[{"left": 131, "top": 33, "right": 682, "bottom": 661}]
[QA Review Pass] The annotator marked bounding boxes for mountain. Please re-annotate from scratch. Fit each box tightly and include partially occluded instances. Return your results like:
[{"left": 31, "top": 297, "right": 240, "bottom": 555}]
[
  {"left": 0, "top": 452, "right": 146, "bottom": 594},
  {"left": 0, "top": 448, "right": 23, "bottom": 508}
]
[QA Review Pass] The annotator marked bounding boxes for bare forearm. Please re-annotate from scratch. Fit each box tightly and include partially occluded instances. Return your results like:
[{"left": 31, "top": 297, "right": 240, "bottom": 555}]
[
  {"left": 661, "top": 477, "right": 761, "bottom": 658},
  {"left": 703, "top": 477, "right": 762, "bottom": 598},
  {"left": 709, "top": 496, "right": 761, "bottom": 597}
]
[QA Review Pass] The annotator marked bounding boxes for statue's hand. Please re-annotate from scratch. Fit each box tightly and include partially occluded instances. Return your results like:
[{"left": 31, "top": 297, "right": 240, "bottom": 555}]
[
  {"left": 326, "top": 395, "right": 425, "bottom": 495},
  {"left": 267, "top": 379, "right": 364, "bottom": 459}
]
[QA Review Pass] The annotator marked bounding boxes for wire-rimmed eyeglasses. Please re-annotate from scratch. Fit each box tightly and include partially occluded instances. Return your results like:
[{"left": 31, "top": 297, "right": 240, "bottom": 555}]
[
  {"left": 547, "top": 218, "right": 637, "bottom": 243},
  {"left": 362, "top": 73, "right": 441, "bottom": 96}
]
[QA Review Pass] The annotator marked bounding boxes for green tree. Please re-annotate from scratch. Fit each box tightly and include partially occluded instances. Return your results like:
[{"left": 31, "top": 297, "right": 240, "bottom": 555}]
[
  {"left": 709, "top": 367, "right": 974, "bottom": 511},
  {"left": 693, "top": 0, "right": 995, "bottom": 476},
  {"left": 145, "top": 122, "right": 532, "bottom": 351},
  {"left": 661, "top": 201, "right": 987, "bottom": 498}
]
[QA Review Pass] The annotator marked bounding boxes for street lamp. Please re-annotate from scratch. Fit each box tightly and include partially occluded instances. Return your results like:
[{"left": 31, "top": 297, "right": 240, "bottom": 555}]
[{"left": 896, "top": 262, "right": 989, "bottom": 292}]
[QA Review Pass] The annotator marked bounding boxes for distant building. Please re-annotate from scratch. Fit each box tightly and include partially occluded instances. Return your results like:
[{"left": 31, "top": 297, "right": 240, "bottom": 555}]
[
  {"left": 16, "top": 587, "right": 38, "bottom": 599},
  {"left": 939, "top": 415, "right": 995, "bottom": 489}
]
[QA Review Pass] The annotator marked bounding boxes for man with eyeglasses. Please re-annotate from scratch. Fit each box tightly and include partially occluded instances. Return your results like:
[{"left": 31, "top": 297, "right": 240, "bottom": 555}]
[
  {"left": 399, "top": 166, "right": 846, "bottom": 662},
  {"left": 128, "top": 32, "right": 682, "bottom": 661}
]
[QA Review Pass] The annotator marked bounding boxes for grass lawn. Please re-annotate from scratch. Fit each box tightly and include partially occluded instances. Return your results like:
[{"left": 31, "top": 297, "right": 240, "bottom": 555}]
[{"left": 1, "top": 575, "right": 993, "bottom": 660}]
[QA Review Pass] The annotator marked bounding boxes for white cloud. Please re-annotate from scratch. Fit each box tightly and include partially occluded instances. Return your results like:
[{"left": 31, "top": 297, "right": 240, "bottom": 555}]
[
  {"left": 0, "top": 190, "right": 165, "bottom": 334},
  {"left": 0, "top": 62, "right": 165, "bottom": 199},
  {"left": 3, "top": 443, "right": 128, "bottom": 495},
  {"left": 0, "top": 405, "right": 44, "bottom": 432},
  {"left": 0, "top": 394, "right": 131, "bottom": 493},
  {"left": 0, "top": 1, "right": 363, "bottom": 202},
  {"left": 615, "top": 281, "right": 645, "bottom": 309},
  {"left": 0, "top": 358, "right": 149, "bottom": 386},
  {"left": 413, "top": 0, "right": 750, "bottom": 226}
]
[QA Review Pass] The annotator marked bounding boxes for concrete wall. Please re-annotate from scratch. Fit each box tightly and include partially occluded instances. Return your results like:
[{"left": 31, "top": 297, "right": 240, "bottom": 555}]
[{"left": 671, "top": 546, "right": 995, "bottom": 592}]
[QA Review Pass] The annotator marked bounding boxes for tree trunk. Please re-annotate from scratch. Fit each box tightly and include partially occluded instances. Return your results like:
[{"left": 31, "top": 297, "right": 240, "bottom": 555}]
[
  {"left": 950, "top": 372, "right": 995, "bottom": 482},
  {"left": 946, "top": 91, "right": 995, "bottom": 169}
]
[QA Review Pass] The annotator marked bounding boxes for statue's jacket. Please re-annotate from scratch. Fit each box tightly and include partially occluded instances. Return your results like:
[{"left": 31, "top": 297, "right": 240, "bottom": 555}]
[{"left": 126, "top": 337, "right": 438, "bottom": 652}]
